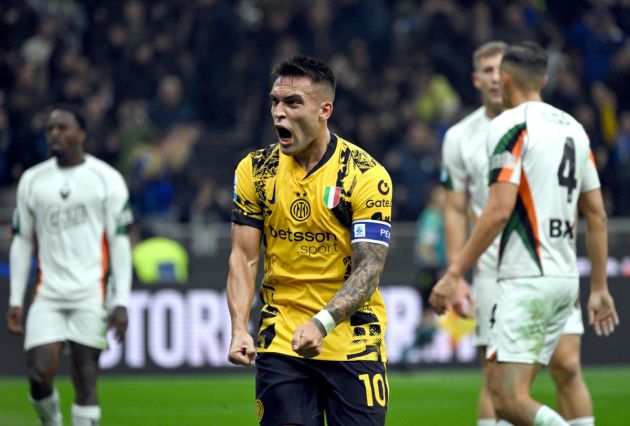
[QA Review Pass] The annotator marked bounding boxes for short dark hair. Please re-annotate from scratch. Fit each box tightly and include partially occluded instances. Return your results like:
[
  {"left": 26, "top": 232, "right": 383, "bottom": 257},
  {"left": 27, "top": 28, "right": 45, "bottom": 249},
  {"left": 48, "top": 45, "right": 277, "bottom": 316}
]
[
  {"left": 270, "top": 55, "right": 336, "bottom": 97},
  {"left": 49, "top": 103, "right": 87, "bottom": 130},
  {"left": 501, "top": 41, "right": 548, "bottom": 89}
]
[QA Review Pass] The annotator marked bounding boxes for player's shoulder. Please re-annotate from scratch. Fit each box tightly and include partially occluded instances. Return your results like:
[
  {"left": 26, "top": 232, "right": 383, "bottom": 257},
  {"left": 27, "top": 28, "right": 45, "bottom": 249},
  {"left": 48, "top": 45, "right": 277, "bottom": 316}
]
[
  {"left": 336, "top": 135, "right": 386, "bottom": 175},
  {"left": 531, "top": 102, "right": 583, "bottom": 128},
  {"left": 18, "top": 158, "right": 57, "bottom": 191},
  {"left": 84, "top": 155, "right": 129, "bottom": 194},
  {"left": 18, "top": 157, "right": 56, "bottom": 186},
  {"left": 444, "top": 107, "right": 487, "bottom": 141},
  {"left": 241, "top": 143, "right": 280, "bottom": 176},
  {"left": 85, "top": 154, "right": 116, "bottom": 172},
  {"left": 85, "top": 154, "right": 125, "bottom": 180},
  {"left": 490, "top": 104, "right": 529, "bottom": 134}
]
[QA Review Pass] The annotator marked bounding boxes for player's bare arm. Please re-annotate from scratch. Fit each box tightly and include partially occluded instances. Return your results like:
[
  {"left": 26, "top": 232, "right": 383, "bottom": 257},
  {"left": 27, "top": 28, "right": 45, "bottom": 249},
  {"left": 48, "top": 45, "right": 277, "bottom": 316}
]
[
  {"left": 325, "top": 242, "right": 387, "bottom": 322},
  {"left": 430, "top": 182, "right": 517, "bottom": 314},
  {"left": 292, "top": 242, "right": 388, "bottom": 358},
  {"left": 578, "top": 189, "right": 619, "bottom": 336},
  {"left": 227, "top": 223, "right": 261, "bottom": 366},
  {"left": 8, "top": 228, "right": 34, "bottom": 335},
  {"left": 444, "top": 191, "right": 469, "bottom": 262}
]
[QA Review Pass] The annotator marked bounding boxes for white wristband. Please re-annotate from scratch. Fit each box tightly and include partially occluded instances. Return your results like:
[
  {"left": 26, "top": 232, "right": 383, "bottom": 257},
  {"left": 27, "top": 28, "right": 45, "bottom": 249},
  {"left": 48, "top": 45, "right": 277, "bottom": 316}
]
[{"left": 313, "top": 310, "right": 336, "bottom": 335}]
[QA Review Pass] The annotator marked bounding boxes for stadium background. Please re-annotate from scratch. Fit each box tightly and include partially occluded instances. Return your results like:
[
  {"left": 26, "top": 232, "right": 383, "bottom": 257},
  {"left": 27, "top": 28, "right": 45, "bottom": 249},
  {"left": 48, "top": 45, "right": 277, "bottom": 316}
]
[{"left": 1, "top": 0, "right": 629, "bottom": 424}]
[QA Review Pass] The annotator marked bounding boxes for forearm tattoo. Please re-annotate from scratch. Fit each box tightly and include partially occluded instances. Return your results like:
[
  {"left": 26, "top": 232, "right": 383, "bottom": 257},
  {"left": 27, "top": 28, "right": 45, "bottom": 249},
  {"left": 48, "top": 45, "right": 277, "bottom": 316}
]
[{"left": 324, "top": 242, "right": 388, "bottom": 324}]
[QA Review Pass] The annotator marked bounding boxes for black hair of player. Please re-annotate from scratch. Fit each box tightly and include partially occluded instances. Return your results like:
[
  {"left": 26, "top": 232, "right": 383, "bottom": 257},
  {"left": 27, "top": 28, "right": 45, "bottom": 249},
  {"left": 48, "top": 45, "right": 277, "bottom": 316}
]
[
  {"left": 270, "top": 55, "right": 336, "bottom": 95},
  {"left": 49, "top": 103, "right": 87, "bottom": 131},
  {"left": 502, "top": 41, "right": 548, "bottom": 75}
]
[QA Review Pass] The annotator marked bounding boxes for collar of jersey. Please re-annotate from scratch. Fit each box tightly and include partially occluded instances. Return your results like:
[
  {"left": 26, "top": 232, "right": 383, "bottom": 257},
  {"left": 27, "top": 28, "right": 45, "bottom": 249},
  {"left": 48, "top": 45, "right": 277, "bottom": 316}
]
[{"left": 286, "top": 133, "right": 338, "bottom": 179}]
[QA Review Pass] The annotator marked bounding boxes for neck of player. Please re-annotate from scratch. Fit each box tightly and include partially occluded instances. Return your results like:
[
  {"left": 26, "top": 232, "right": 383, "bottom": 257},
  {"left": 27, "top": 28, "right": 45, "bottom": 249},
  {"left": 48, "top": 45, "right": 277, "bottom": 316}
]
[
  {"left": 511, "top": 89, "right": 542, "bottom": 107},
  {"left": 57, "top": 152, "right": 86, "bottom": 168},
  {"left": 294, "top": 128, "right": 331, "bottom": 173}
]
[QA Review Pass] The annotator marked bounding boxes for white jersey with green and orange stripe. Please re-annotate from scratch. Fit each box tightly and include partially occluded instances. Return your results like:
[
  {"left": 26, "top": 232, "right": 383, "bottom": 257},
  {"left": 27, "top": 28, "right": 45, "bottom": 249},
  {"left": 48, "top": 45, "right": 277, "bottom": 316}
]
[
  {"left": 441, "top": 106, "right": 499, "bottom": 279},
  {"left": 12, "top": 155, "right": 133, "bottom": 307},
  {"left": 487, "top": 101, "right": 600, "bottom": 279}
]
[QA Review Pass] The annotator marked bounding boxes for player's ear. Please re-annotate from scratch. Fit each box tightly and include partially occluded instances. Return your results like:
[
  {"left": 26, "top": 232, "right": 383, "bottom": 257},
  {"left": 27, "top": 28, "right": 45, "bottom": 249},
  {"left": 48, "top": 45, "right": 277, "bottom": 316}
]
[
  {"left": 472, "top": 71, "right": 481, "bottom": 90},
  {"left": 500, "top": 69, "right": 511, "bottom": 87},
  {"left": 78, "top": 129, "right": 87, "bottom": 146},
  {"left": 540, "top": 74, "right": 549, "bottom": 90},
  {"left": 320, "top": 101, "right": 333, "bottom": 122}
]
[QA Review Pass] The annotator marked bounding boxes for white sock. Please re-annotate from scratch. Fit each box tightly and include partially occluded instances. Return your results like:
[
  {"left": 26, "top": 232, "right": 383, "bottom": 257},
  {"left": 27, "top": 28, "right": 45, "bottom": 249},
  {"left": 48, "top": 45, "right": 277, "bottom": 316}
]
[
  {"left": 31, "top": 389, "right": 63, "bottom": 426},
  {"left": 534, "top": 405, "right": 570, "bottom": 426},
  {"left": 477, "top": 419, "right": 496, "bottom": 426},
  {"left": 497, "top": 420, "right": 515, "bottom": 425},
  {"left": 568, "top": 417, "right": 594, "bottom": 426},
  {"left": 72, "top": 404, "right": 101, "bottom": 426}
]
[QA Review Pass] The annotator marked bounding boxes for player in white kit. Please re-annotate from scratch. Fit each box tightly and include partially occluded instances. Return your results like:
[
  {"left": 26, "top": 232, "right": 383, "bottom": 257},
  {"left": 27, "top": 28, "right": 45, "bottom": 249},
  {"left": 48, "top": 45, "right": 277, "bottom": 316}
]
[
  {"left": 441, "top": 41, "right": 508, "bottom": 426},
  {"left": 5, "top": 105, "right": 133, "bottom": 426},
  {"left": 442, "top": 41, "right": 603, "bottom": 426},
  {"left": 432, "top": 42, "right": 618, "bottom": 425}
]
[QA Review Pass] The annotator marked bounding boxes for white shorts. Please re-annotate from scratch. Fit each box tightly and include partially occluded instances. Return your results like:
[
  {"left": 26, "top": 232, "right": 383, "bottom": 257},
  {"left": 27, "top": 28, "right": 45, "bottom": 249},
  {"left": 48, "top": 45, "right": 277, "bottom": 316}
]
[
  {"left": 472, "top": 277, "right": 499, "bottom": 347},
  {"left": 475, "top": 279, "right": 583, "bottom": 347},
  {"left": 561, "top": 300, "right": 584, "bottom": 335},
  {"left": 24, "top": 301, "right": 109, "bottom": 351},
  {"left": 487, "top": 276, "right": 578, "bottom": 365}
]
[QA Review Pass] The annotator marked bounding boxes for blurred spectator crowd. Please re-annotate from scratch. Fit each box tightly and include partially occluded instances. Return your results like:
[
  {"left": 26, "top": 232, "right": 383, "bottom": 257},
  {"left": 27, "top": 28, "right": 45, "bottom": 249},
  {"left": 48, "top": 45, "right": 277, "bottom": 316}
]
[{"left": 1, "top": 0, "right": 630, "bottom": 223}]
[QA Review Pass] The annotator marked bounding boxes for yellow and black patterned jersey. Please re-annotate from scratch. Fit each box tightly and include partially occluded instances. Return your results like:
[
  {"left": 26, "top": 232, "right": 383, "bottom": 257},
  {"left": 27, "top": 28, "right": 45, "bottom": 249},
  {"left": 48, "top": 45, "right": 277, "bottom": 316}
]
[{"left": 232, "top": 134, "right": 393, "bottom": 362}]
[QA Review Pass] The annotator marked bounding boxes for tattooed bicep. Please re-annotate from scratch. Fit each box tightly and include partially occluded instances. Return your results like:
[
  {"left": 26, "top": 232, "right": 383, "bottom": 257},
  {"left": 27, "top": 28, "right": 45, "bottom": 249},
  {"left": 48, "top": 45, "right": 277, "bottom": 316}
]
[{"left": 352, "top": 242, "right": 388, "bottom": 271}]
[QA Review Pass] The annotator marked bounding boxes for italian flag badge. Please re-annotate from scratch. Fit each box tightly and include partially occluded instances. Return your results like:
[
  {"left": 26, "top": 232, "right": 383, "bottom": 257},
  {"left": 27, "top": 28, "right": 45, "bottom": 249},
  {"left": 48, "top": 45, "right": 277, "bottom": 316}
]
[{"left": 323, "top": 186, "right": 341, "bottom": 208}]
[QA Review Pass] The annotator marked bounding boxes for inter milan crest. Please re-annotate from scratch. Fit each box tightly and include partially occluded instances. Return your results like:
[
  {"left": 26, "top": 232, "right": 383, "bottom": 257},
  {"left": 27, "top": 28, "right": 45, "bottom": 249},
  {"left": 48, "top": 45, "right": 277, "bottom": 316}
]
[{"left": 290, "top": 191, "right": 310, "bottom": 222}]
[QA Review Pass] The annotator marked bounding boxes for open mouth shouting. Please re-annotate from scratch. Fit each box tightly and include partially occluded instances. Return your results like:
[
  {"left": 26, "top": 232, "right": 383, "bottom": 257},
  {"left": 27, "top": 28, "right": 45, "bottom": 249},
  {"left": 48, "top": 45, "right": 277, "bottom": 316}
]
[{"left": 275, "top": 125, "right": 293, "bottom": 145}]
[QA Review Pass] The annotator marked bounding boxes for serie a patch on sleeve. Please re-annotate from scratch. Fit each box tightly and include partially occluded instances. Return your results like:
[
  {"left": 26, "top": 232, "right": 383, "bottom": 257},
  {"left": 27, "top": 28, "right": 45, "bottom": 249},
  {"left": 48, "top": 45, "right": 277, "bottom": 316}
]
[{"left": 351, "top": 220, "right": 391, "bottom": 246}]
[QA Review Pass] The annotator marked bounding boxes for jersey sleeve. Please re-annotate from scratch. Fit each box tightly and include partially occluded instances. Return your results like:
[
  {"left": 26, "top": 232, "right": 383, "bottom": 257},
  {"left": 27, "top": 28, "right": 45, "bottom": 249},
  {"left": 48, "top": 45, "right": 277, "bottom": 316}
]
[
  {"left": 12, "top": 172, "right": 35, "bottom": 239},
  {"left": 105, "top": 171, "right": 133, "bottom": 237},
  {"left": 9, "top": 172, "right": 35, "bottom": 307},
  {"left": 231, "top": 155, "right": 263, "bottom": 229},
  {"left": 580, "top": 148, "right": 601, "bottom": 193},
  {"left": 487, "top": 115, "right": 526, "bottom": 187},
  {"left": 441, "top": 128, "right": 467, "bottom": 192},
  {"left": 350, "top": 165, "right": 392, "bottom": 246},
  {"left": 105, "top": 169, "right": 133, "bottom": 308}
]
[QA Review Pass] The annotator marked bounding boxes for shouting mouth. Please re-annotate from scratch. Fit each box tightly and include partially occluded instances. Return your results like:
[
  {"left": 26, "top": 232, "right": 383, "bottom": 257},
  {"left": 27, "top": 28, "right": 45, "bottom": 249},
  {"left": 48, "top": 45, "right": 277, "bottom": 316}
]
[{"left": 276, "top": 126, "right": 293, "bottom": 144}]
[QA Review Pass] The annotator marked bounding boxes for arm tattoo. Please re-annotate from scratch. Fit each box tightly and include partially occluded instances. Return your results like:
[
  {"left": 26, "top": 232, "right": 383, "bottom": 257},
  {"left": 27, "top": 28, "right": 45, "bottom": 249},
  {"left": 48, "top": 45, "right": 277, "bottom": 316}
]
[{"left": 324, "top": 242, "right": 388, "bottom": 324}]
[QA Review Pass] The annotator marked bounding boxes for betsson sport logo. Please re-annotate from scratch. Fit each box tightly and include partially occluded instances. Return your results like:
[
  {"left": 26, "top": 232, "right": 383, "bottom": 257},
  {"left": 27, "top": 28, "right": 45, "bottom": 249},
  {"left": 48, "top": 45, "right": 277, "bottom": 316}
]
[{"left": 267, "top": 225, "right": 340, "bottom": 257}]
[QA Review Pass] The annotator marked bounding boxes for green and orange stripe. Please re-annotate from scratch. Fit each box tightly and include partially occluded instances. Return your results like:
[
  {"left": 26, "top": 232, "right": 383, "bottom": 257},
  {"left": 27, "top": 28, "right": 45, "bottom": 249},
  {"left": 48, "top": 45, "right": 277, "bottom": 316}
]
[
  {"left": 498, "top": 170, "right": 542, "bottom": 274},
  {"left": 489, "top": 123, "right": 527, "bottom": 184}
]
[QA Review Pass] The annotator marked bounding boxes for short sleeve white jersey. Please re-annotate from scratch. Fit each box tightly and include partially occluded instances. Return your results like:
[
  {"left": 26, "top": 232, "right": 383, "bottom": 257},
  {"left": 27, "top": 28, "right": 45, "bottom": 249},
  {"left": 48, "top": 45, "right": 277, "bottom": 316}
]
[
  {"left": 13, "top": 155, "right": 133, "bottom": 307},
  {"left": 487, "top": 101, "right": 600, "bottom": 279},
  {"left": 441, "top": 107, "right": 499, "bottom": 278}
]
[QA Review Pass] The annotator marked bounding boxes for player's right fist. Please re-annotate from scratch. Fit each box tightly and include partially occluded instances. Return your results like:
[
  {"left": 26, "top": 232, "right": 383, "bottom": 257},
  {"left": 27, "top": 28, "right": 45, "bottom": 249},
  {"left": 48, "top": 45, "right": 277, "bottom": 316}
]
[
  {"left": 6, "top": 306, "right": 24, "bottom": 335},
  {"left": 228, "top": 332, "right": 256, "bottom": 366}
]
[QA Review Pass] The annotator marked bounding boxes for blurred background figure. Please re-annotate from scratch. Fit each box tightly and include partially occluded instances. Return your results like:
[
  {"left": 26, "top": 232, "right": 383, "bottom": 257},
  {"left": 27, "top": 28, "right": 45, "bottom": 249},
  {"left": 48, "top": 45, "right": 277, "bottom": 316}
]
[
  {"left": 400, "top": 184, "right": 446, "bottom": 364},
  {"left": 132, "top": 226, "right": 189, "bottom": 285}
]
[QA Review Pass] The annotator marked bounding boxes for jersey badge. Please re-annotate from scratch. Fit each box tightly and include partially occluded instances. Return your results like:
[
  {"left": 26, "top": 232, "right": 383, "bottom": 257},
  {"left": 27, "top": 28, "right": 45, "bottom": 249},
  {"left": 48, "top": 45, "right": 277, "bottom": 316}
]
[
  {"left": 323, "top": 186, "right": 341, "bottom": 209},
  {"left": 290, "top": 192, "right": 310, "bottom": 222},
  {"left": 60, "top": 183, "right": 70, "bottom": 200}
]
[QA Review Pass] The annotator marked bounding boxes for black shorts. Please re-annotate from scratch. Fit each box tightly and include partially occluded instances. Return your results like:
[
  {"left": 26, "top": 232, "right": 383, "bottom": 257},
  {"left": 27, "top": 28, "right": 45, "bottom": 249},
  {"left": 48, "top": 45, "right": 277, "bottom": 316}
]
[{"left": 255, "top": 353, "right": 388, "bottom": 426}]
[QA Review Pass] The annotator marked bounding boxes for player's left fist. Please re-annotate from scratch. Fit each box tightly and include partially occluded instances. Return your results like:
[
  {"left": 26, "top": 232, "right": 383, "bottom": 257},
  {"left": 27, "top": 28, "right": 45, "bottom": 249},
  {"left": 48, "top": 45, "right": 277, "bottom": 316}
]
[
  {"left": 6, "top": 306, "right": 24, "bottom": 335},
  {"left": 292, "top": 322, "right": 324, "bottom": 358},
  {"left": 108, "top": 306, "right": 128, "bottom": 342}
]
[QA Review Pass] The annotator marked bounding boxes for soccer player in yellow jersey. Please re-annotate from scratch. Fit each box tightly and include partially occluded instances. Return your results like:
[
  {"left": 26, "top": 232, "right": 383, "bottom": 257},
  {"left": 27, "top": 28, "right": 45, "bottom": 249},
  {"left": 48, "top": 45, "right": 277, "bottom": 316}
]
[{"left": 227, "top": 55, "right": 393, "bottom": 426}]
